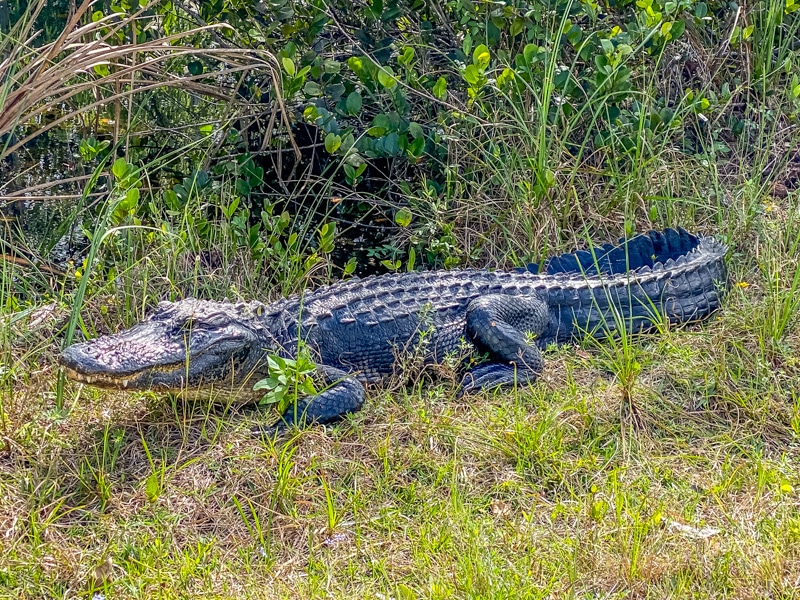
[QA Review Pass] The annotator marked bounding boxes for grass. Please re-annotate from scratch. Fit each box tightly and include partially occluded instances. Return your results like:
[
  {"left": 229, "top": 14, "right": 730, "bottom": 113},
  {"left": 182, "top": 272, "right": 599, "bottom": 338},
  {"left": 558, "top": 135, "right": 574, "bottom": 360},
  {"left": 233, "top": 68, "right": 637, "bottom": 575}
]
[
  {"left": 2, "top": 2, "right": 800, "bottom": 597},
  {"left": 2, "top": 205, "right": 800, "bottom": 597}
]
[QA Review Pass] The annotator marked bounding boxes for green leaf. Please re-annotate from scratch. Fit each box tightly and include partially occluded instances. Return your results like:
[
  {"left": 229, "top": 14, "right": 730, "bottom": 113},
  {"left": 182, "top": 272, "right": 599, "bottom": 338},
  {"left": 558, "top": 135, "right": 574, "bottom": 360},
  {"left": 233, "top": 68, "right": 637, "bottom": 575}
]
[
  {"left": 346, "top": 91, "right": 362, "bottom": 115},
  {"left": 406, "top": 247, "right": 416, "bottom": 272},
  {"left": 497, "top": 67, "right": 515, "bottom": 88},
  {"left": 112, "top": 158, "right": 129, "bottom": 181},
  {"left": 463, "top": 64, "right": 480, "bottom": 85},
  {"left": 523, "top": 44, "right": 539, "bottom": 65},
  {"left": 600, "top": 38, "right": 614, "bottom": 55},
  {"left": 318, "top": 222, "right": 336, "bottom": 253},
  {"left": 303, "top": 81, "right": 322, "bottom": 96},
  {"left": 199, "top": 124, "right": 213, "bottom": 136},
  {"left": 617, "top": 43, "right": 633, "bottom": 56},
  {"left": 369, "top": 113, "right": 391, "bottom": 137},
  {"left": 433, "top": 76, "right": 447, "bottom": 100},
  {"left": 344, "top": 257, "right": 358, "bottom": 275},
  {"left": 472, "top": 44, "right": 490, "bottom": 70},
  {"left": 324, "top": 133, "right": 342, "bottom": 154},
  {"left": 188, "top": 61, "right": 204, "bottom": 76},
  {"left": 323, "top": 59, "right": 341, "bottom": 74},
  {"left": 395, "top": 207, "right": 413, "bottom": 227},
  {"left": 348, "top": 56, "right": 364, "bottom": 74},
  {"left": 377, "top": 67, "right": 397, "bottom": 89},
  {"left": 382, "top": 132, "right": 400, "bottom": 155},
  {"left": 281, "top": 56, "right": 296, "bottom": 76},
  {"left": 145, "top": 473, "right": 160, "bottom": 502},
  {"left": 398, "top": 46, "right": 415, "bottom": 66},
  {"left": 396, "top": 583, "right": 416, "bottom": 600},
  {"left": 565, "top": 24, "right": 582, "bottom": 45},
  {"left": 408, "top": 136, "right": 425, "bottom": 158},
  {"left": 408, "top": 122, "right": 424, "bottom": 139},
  {"left": 125, "top": 187, "right": 140, "bottom": 206},
  {"left": 235, "top": 179, "right": 251, "bottom": 196}
]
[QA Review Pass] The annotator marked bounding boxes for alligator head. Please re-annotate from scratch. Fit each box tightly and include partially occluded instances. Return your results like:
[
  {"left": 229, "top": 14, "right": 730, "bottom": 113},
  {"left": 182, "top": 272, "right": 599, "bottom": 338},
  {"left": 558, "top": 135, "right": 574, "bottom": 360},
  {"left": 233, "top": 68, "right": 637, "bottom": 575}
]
[{"left": 60, "top": 299, "right": 275, "bottom": 398}]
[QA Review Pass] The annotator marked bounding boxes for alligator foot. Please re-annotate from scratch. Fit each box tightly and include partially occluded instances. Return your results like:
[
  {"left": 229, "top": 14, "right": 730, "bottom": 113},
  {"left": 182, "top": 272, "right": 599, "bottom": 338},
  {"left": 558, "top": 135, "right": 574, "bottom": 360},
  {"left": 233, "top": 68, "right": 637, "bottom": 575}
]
[
  {"left": 459, "top": 361, "right": 542, "bottom": 395},
  {"left": 252, "top": 366, "right": 365, "bottom": 436},
  {"left": 459, "top": 293, "right": 547, "bottom": 395}
]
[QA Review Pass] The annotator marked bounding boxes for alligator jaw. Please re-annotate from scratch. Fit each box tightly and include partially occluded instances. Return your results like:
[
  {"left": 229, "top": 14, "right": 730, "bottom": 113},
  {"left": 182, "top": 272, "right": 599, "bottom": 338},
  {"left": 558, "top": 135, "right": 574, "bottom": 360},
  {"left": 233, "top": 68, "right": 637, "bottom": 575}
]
[
  {"left": 62, "top": 366, "right": 135, "bottom": 389},
  {"left": 60, "top": 363, "right": 187, "bottom": 392},
  {"left": 61, "top": 364, "right": 263, "bottom": 405}
]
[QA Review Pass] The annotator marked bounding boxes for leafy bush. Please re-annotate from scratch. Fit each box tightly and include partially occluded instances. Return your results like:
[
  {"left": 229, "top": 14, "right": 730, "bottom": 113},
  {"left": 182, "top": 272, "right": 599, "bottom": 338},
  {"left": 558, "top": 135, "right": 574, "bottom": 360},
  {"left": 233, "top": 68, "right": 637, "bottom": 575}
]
[
  {"left": 6, "top": 0, "right": 800, "bottom": 279},
  {"left": 148, "top": 0, "right": 799, "bottom": 264}
]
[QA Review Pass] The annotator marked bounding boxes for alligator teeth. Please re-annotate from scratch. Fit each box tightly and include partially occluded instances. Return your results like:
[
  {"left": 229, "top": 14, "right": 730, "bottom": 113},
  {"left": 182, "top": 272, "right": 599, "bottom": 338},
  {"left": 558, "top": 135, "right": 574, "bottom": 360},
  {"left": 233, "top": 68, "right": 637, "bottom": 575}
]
[{"left": 122, "top": 379, "right": 129, "bottom": 388}]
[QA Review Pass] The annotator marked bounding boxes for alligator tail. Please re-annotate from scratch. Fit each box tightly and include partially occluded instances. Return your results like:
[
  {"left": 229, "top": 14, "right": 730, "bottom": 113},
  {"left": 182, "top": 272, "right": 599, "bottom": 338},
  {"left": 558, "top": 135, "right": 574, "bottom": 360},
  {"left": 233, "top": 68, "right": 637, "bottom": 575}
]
[{"left": 525, "top": 228, "right": 729, "bottom": 342}]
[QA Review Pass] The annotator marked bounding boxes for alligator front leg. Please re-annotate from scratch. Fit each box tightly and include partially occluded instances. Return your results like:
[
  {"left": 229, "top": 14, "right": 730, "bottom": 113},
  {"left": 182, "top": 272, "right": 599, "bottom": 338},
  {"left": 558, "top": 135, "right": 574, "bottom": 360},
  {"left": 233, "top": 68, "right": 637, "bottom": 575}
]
[
  {"left": 254, "top": 365, "right": 365, "bottom": 435},
  {"left": 461, "top": 294, "right": 548, "bottom": 393}
]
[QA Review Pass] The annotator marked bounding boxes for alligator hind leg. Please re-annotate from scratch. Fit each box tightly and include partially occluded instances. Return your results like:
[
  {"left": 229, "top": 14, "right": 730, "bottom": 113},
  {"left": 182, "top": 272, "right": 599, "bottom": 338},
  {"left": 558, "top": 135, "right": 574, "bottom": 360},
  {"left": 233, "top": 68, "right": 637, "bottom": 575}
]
[
  {"left": 253, "top": 365, "right": 365, "bottom": 435},
  {"left": 461, "top": 294, "right": 548, "bottom": 393}
]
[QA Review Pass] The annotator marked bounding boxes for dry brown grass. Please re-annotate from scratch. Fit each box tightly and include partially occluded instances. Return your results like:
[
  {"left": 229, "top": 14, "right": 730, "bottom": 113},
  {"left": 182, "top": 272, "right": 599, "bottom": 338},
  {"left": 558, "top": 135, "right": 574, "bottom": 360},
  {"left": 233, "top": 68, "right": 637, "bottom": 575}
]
[{"left": 2, "top": 262, "right": 800, "bottom": 598}]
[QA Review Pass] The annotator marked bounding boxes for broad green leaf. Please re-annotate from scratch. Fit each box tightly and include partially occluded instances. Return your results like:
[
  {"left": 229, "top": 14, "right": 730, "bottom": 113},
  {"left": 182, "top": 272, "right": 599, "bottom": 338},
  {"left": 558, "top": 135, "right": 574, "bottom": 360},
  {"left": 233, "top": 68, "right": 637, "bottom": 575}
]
[
  {"left": 304, "top": 81, "right": 322, "bottom": 96},
  {"left": 523, "top": 44, "right": 539, "bottom": 64},
  {"left": 346, "top": 91, "right": 363, "bottom": 115},
  {"left": 473, "top": 44, "right": 490, "bottom": 70},
  {"left": 408, "top": 136, "right": 425, "bottom": 158},
  {"left": 463, "top": 64, "right": 480, "bottom": 85},
  {"left": 324, "top": 133, "right": 342, "bottom": 154},
  {"left": 125, "top": 187, "right": 139, "bottom": 205},
  {"left": 323, "top": 59, "right": 341, "bottom": 74},
  {"left": 377, "top": 67, "right": 397, "bottom": 89},
  {"left": 408, "top": 122, "right": 424, "bottom": 139},
  {"left": 112, "top": 158, "right": 129, "bottom": 181},
  {"left": 281, "top": 56, "right": 296, "bottom": 76},
  {"left": 395, "top": 207, "right": 412, "bottom": 227},
  {"left": 348, "top": 56, "right": 364, "bottom": 75}
]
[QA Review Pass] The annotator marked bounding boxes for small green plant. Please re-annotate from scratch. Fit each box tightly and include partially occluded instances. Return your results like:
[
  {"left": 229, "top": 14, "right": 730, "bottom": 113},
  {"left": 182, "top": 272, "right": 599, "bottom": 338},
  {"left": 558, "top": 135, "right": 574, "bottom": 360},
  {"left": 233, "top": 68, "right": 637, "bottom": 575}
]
[
  {"left": 232, "top": 495, "right": 274, "bottom": 565},
  {"left": 253, "top": 347, "right": 318, "bottom": 420},
  {"left": 139, "top": 432, "right": 168, "bottom": 503},
  {"left": 319, "top": 475, "right": 343, "bottom": 535}
]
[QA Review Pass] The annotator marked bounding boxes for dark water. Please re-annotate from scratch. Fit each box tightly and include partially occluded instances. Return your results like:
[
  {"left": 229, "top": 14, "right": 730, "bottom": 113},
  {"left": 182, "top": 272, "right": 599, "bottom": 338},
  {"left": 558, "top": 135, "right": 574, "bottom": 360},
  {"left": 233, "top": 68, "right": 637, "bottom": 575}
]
[
  {"left": 1, "top": 129, "right": 91, "bottom": 264},
  {"left": 1, "top": 129, "right": 395, "bottom": 276}
]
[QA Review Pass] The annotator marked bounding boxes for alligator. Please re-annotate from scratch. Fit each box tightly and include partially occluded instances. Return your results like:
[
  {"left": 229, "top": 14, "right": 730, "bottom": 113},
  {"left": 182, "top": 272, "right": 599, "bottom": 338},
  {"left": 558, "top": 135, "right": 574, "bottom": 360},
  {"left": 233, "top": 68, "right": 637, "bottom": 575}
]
[{"left": 60, "top": 228, "right": 728, "bottom": 430}]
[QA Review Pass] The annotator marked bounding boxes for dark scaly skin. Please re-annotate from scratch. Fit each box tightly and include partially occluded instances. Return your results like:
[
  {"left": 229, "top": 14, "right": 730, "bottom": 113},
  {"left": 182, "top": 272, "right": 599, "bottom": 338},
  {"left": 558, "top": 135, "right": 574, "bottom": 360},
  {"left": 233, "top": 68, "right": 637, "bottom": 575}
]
[{"left": 60, "top": 228, "right": 729, "bottom": 431}]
